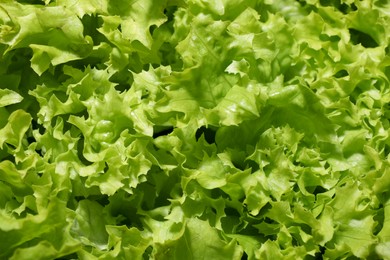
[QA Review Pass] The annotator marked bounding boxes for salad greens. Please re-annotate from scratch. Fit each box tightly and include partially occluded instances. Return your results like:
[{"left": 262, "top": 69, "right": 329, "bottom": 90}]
[{"left": 1, "top": 0, "right": 390, "bottom": 259}]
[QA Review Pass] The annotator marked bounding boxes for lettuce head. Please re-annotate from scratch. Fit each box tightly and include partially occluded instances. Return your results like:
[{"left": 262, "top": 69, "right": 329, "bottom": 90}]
[{"left": 1, "top": 0, "right": 390, "bottom": 259}]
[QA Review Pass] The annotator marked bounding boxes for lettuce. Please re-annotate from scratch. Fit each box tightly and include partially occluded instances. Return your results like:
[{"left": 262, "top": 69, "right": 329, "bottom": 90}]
[{"left": 1, "top": 0, "right": 390, "bottom": 259}]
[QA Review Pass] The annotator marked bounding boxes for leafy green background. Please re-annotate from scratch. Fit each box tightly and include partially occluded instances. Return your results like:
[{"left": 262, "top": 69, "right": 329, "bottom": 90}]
[{"left": 1, "top": 0, "right": 390, "bottom": 259}]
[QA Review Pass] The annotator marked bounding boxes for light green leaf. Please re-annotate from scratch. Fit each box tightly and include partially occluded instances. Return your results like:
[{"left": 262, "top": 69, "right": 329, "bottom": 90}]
[
  {"left": 0, "top": 89, "right": 23, "bottom": 107},
  {"left": 71, "top": 200, "right": 109, "bottom": 250},
  {"left": 0, "top": 109, "right": 31, "bottom": 150},
  {"left": 195, "top": 156, "right": 228, "bottom": 189},
  {"left": 153, "top": 218, "right": 243, "bottom": 260}
]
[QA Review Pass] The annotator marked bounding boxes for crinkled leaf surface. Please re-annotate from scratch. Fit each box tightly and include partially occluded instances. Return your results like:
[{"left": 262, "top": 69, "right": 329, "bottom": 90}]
[{"left": 1, "top": 0, "right": 390, "bottom": 259}]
